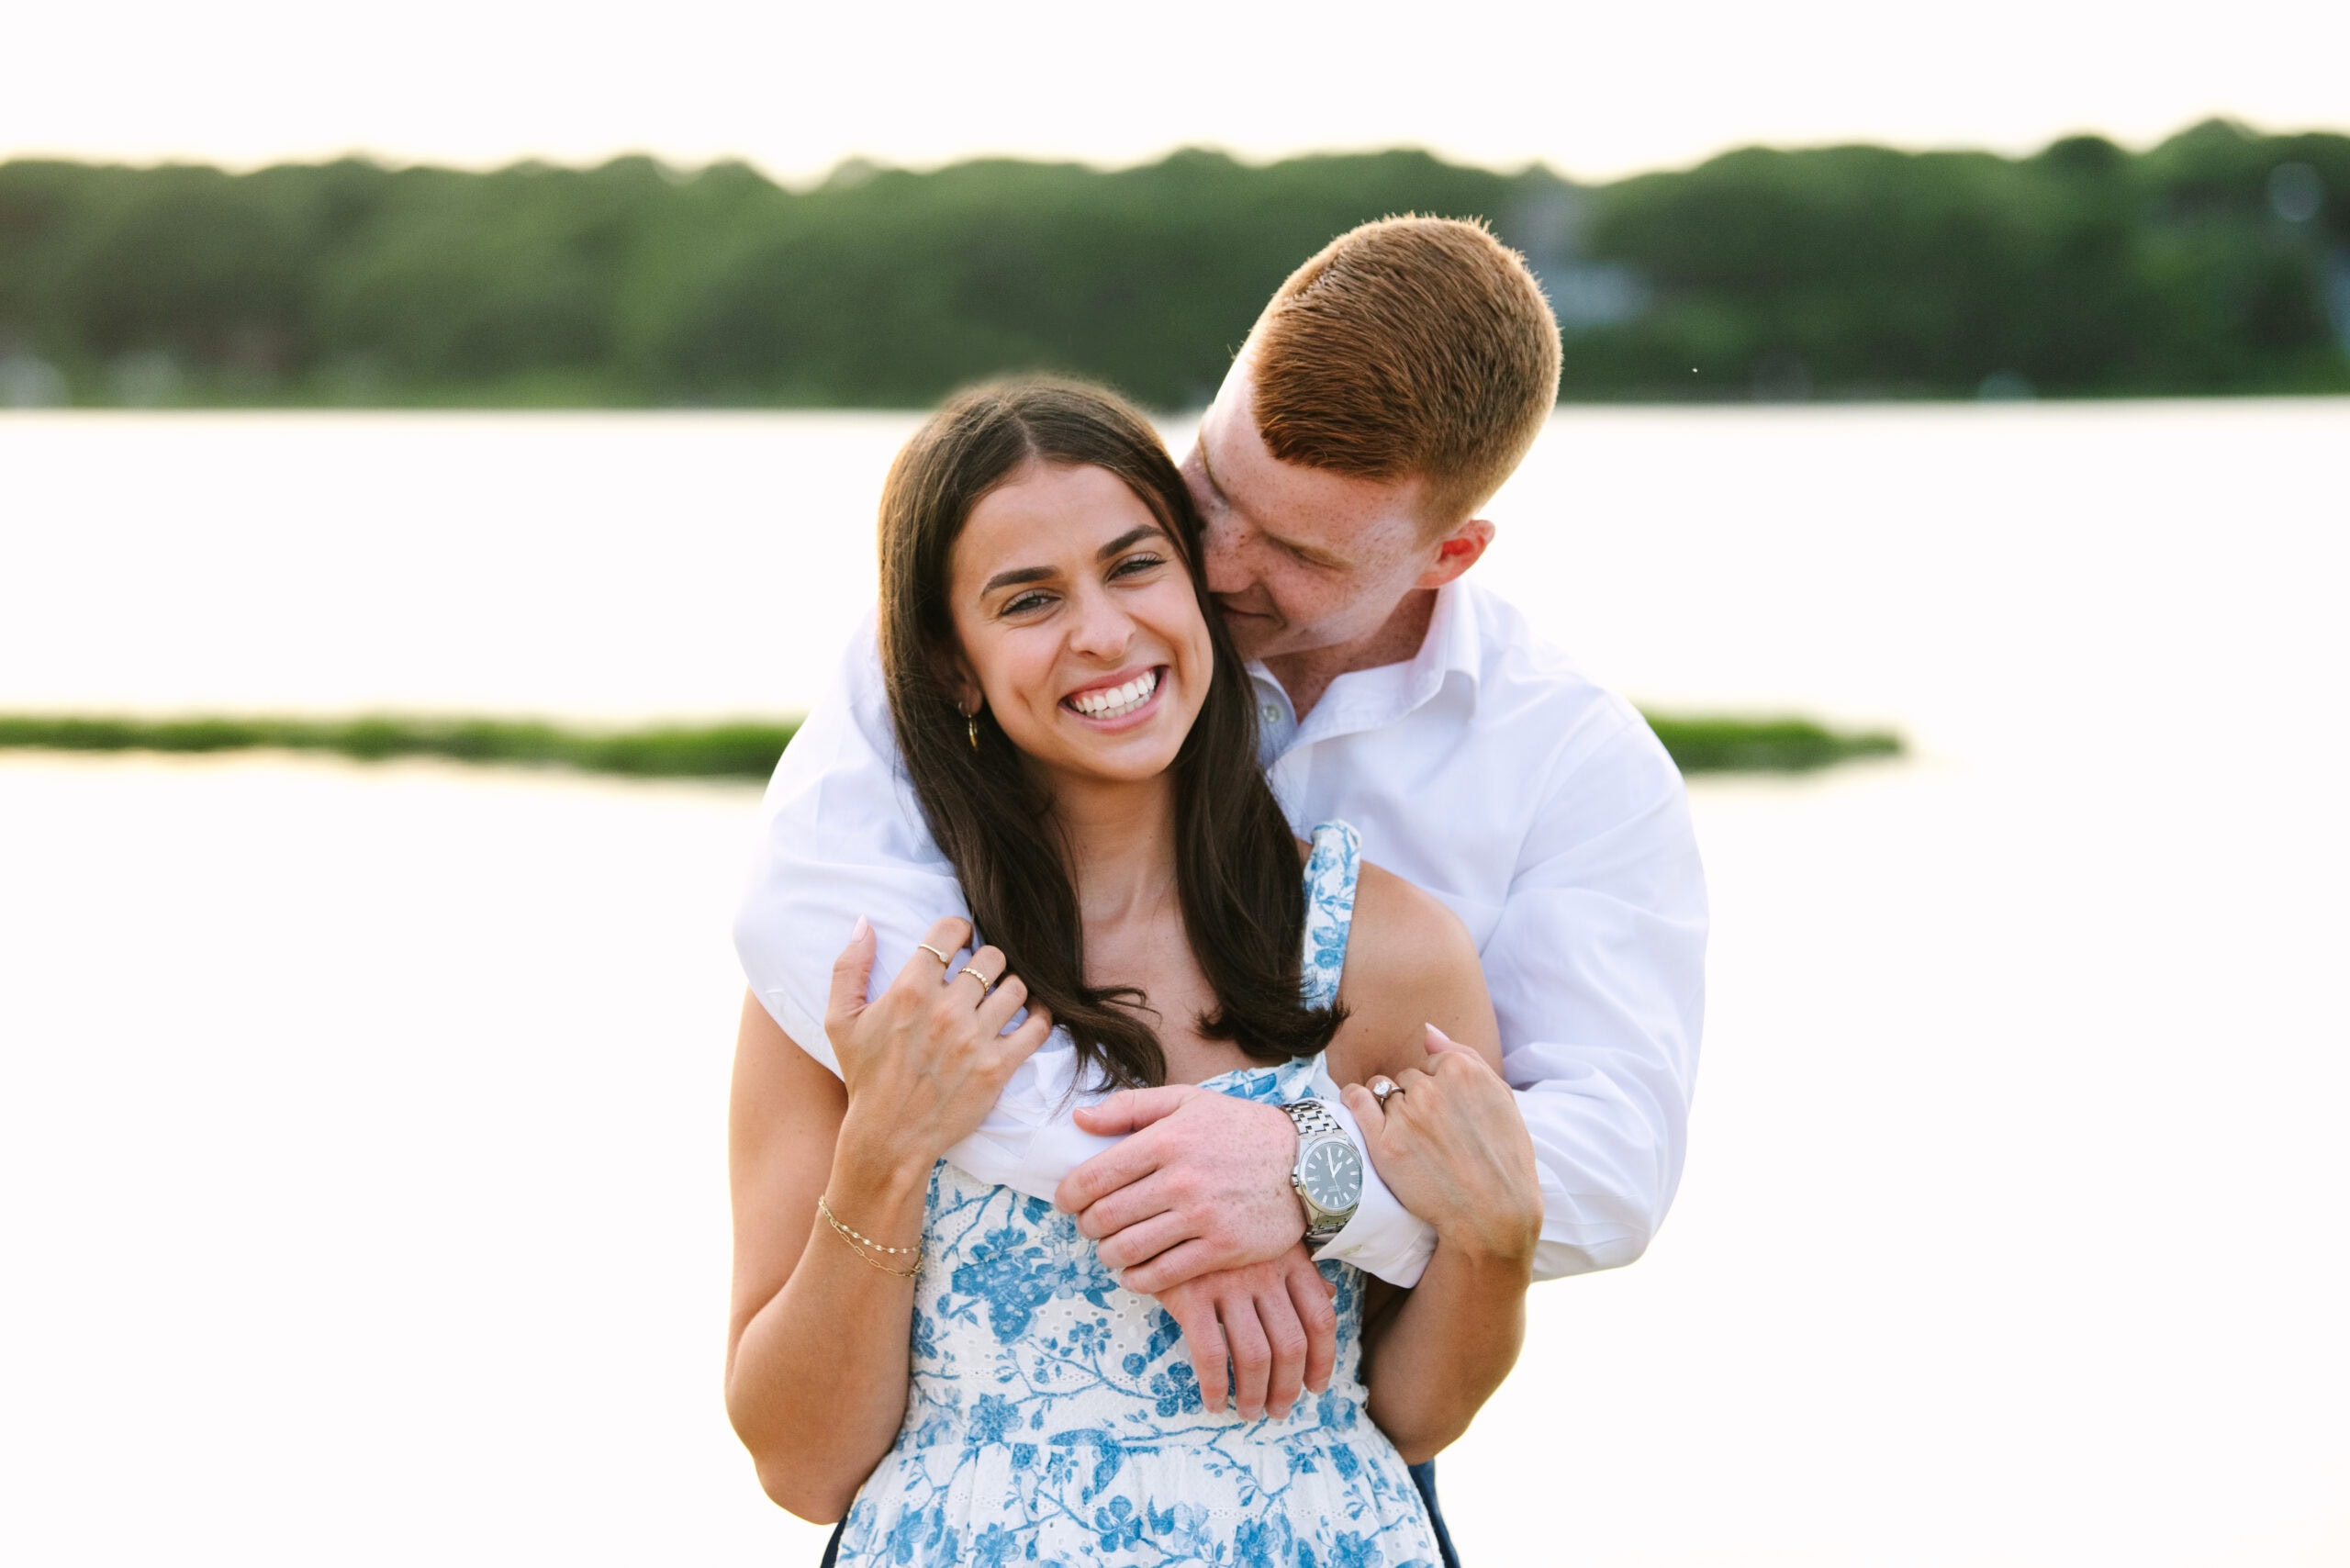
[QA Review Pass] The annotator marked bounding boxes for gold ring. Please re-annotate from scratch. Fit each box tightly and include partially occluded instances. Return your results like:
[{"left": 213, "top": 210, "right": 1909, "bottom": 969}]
[
  {"left": 958, "top": 967, "right": 997, "bottom": 993},
  {"left": 1370, "top": 1076, "right": 1404, "bottom": 1105},
  {"left": 914, "top": 943, "right": 953, "bottom": 967}
]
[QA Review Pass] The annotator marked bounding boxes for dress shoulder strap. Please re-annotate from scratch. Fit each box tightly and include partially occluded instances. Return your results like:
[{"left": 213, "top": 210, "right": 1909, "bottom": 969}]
[{"left": 1297, "top": 821, "right": 1363, "bottom": 1014}]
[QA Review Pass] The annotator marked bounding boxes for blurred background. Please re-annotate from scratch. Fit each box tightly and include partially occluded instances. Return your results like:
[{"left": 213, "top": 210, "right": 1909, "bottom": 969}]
[{"left": 4, "top": 3, "right": 2346, "bottom": 1564}]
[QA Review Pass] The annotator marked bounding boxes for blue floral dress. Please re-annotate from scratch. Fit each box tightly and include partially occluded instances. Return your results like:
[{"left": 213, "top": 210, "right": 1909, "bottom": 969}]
[{"left": 835, "top": 822, "right": 1438, "bottom": 1568}]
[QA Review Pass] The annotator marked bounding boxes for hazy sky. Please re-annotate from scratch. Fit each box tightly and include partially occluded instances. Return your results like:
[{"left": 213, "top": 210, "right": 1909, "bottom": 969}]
[{"left": 9, "top": 0, "right": 2344, "bottom": 181}]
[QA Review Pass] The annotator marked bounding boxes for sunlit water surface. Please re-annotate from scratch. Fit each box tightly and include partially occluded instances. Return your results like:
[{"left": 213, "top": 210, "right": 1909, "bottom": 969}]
[{"left": 3, "top": 404, "right": 2346, "bottom": 1565}]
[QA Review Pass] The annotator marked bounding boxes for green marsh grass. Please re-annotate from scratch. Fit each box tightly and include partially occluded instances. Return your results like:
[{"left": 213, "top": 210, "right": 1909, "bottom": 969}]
[
  {"left": 0, "top": 714, "right": 802, "bottom": 780},
  {"left": 1640, "top": 715, "right": 1902, "bottom": 773}
]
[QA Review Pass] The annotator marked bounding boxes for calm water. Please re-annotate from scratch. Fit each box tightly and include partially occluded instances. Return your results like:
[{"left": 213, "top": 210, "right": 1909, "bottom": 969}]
[{"left": 3, "top": 404, "right": 2347, "bottom": 1565}]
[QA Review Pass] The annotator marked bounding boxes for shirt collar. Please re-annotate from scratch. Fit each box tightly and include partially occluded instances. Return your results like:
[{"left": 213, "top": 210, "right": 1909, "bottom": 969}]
[
  {"left": 1414, "top": 579, "right": 1484, "bottom": 701},
  {"left": 1248, "top": 581, "right": 1483, "bottom": 751}
]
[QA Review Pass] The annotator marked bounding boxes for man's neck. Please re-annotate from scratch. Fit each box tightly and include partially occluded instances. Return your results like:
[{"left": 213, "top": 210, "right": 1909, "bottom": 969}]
[{"left": 1262, "top": 587, "right": 1438, "bottom": 722}]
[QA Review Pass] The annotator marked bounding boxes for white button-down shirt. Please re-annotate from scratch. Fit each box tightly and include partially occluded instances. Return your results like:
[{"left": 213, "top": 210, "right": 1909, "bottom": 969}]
[{"left": 734, "top": 580, "right": 1707, "bottom": 1285}]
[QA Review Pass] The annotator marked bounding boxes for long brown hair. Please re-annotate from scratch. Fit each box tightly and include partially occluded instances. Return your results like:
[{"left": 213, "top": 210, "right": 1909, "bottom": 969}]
[{"left": 876, "top": 377, "right": 1339, "bottom": 1089}]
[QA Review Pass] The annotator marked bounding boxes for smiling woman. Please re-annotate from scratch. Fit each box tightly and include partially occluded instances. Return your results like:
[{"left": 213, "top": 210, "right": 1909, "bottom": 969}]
[{"left": 875, "top": 379, "right": 1324, "bottom": 1092}]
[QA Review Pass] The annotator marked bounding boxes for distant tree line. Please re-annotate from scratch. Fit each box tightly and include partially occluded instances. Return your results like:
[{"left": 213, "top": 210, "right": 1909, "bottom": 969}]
[{"left": 1, "top": 119, "right": 2344, "bottom": 409}]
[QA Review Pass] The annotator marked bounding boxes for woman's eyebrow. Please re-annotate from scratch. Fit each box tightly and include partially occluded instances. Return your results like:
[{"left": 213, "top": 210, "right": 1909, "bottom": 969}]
[
  {"left": 1096, "top": 525, "right": 1167, "bottom": 559},
  {"left": 981, "top": 565, "right": 1056, "bottom": 595}
]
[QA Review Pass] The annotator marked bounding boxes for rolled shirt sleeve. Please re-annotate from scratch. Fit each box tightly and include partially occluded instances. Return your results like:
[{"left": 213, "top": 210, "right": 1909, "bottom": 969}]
[{"left": 1485, "top": 706, "right": 1708, "bottom": 1280}]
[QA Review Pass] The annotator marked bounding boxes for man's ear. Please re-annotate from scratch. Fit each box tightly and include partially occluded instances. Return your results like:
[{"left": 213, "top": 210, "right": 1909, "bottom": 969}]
[{"left": 1415, "top": 518, "right": 1495, "bottom": 589}]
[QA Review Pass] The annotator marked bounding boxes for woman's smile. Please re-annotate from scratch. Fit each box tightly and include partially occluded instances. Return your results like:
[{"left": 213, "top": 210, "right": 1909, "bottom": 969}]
[{"left": 1062, "top": 665, "right": 1166, "bottom": 727}]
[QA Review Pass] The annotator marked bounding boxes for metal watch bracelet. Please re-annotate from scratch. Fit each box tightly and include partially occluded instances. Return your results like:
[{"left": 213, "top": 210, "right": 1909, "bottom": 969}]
[
  {"left": 1281, "top": 1098, "right": 1348, "bottom": 1143},
  {"left": 1282, "top": 1098, "right": 1357, "bottom": 1243}
]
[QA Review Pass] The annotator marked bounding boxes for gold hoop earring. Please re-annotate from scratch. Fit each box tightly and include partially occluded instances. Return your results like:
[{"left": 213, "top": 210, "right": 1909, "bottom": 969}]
[{"left": 967, "top": 711, "right": 979, "bottom": 750}]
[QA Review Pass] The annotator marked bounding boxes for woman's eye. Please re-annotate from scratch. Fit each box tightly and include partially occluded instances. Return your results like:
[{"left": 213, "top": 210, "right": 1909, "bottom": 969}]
[
  {"left": 1002, "top": 591, "right": 1052, "bottom": 616},
  {"left": 1111, "top": 554, "right": 1167, "bottom": 579}
]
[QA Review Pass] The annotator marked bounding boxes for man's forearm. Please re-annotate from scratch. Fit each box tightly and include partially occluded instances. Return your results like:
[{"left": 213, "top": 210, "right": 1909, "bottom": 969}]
[{"left": 939, "top": 1058, "right": 1685, "bottom": 1288}]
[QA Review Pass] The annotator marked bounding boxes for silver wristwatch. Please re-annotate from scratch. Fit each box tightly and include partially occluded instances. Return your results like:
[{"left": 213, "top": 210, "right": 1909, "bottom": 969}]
[{"left": 1282, "top": 1099, "right": 1364, "bottom": 1244}]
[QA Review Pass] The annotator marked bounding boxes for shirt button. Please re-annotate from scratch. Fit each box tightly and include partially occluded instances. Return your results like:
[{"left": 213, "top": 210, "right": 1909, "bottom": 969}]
[{"left": 1260, "top": 704, "right": 1281, "bottom": 723}]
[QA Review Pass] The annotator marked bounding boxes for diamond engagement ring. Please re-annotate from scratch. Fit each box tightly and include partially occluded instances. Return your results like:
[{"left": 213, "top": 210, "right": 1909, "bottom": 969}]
[{"left": 1370, "top": 1076, "right": 1404, "bottom": 1106}]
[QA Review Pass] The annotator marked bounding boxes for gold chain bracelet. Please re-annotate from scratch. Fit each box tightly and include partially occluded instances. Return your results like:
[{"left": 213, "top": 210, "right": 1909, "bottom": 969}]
[{"left": 818, "top": 1193, "right": 922, "bottom": 1278}]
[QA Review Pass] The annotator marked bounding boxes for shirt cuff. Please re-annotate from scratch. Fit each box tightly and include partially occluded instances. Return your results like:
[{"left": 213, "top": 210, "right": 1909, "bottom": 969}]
[{"left": 1308, "top": 1097, "right": 1437, "bottom": 1288}]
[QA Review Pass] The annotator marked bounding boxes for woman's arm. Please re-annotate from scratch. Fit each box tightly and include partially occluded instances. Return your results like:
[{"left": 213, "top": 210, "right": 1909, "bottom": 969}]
[
  {"left": 724, "top": 918, "right": 1050, "bottom": 1520},
  {"left": 1349, "top": 1039, "right": 1539, "bottom": 1462},
  {"left": 1328, "top": 868, "right": 1541, "bottom": 1463},
  {"left": 725, "top": 990, "right": 923, "bottom": 1518}
]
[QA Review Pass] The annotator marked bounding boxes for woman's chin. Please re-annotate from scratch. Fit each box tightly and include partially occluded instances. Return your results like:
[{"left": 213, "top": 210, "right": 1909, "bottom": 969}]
[
  {"left": 1040, "top": 734, "right": 1188, "bottom": 788},
  {"left": 1019, "top": 701, "right": 1195, "bottom": 787}
]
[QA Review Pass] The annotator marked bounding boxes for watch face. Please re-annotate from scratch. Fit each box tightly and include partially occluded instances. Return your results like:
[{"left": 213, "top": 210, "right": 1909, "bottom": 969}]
[{"left": 1300, "top": 1137, "right": 1363, "bottom": 1215}]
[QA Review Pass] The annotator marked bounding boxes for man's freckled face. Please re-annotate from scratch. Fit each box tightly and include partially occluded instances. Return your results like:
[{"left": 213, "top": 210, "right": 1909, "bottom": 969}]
[
  {"left": 1184, "top": 362, "right": 1433, "bottom": 664},
  {"left": 946, "top": 461, "right": 1214, "bottom": 790}
]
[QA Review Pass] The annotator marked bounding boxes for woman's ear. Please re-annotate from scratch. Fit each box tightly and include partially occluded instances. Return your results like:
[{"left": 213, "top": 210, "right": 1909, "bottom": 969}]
[{"left": 932, "top": 649, "right": 983, "bottom": 715}]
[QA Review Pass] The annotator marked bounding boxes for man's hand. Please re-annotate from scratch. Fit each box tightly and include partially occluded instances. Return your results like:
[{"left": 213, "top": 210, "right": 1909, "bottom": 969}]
[
  {"left": 1056, "top": 1085, "right": 1305, "bottom": 1292},
  {"left": 1341, "top": 1024, "right": 1541, "bottom": 1264},
  {"left": 1151, "top": 1247, "right": 1337, "bottom": 1420},
  {"left": 1058, "top": 1088, "right": 1337, "bottom": 1418}
]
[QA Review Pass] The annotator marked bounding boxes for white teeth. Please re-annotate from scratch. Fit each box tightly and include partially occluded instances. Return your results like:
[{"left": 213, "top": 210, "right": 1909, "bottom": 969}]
[{"left": 1071, "top": 669, "right": 1158, "bottom": 719}]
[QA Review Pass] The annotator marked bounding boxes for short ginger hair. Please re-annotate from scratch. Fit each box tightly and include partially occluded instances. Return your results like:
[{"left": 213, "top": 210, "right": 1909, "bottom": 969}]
[{"left": 1246, "top": 216, "right": 1562, "bottom": 531}]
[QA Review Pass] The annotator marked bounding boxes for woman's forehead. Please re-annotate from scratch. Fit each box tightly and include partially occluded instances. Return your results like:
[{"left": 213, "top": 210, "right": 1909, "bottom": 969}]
[{"left": 955, "top": 463, "right": 1168, "bottom": 577}]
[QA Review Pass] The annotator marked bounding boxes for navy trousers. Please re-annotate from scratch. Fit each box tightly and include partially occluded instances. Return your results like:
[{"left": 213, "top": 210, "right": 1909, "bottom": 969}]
[
  {"left": 1411, "top": 1458, "right": 1463, "bottom": 1568},
  {"left": 818, "top": 1457, "right": 1458, "bottom": 1566}
]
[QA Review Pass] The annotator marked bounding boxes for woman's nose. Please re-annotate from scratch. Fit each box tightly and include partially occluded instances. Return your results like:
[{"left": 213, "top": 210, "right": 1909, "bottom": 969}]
[{"left": 1065, "top": 585, "right": 1133, "bottom": 658}]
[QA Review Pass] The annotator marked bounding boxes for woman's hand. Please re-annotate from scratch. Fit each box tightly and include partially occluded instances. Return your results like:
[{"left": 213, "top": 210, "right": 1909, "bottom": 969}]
[
  {"left": 1342, "top": 1024, "right": 1540, "bottom": 1266},
  {"left": 825, "top": 915, "right": 1054, "bottom": 1179}
]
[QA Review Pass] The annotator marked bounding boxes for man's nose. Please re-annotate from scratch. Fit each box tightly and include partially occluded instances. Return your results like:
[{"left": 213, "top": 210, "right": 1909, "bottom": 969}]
[{"left": 1200, "top": 512, "right": 1249, "bottom": 597}]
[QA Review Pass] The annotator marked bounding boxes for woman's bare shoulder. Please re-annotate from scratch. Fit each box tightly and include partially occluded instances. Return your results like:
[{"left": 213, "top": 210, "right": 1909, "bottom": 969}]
[
  {"left": 1346, "top": 864, "right": 1484, "bottom": 1010},
  {"left": 1331, "top": 862, "right": 1502, "bottom": 1079}
]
